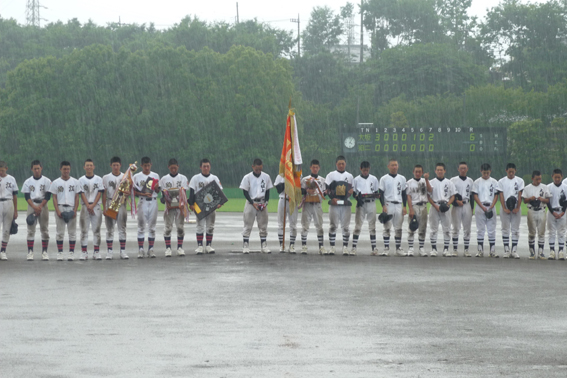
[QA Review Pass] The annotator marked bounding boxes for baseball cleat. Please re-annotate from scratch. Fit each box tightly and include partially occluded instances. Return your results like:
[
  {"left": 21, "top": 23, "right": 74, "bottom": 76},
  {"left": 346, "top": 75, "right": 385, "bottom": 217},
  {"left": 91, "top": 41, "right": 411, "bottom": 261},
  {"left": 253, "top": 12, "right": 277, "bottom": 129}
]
[
  {"left": 430, "top": 250, "right": 438, "bottom": 257},
  {"left": 476, "top": 251, "right": 483, "bottom": 257},
  {"left": 419, "top": 247, "right": 427, "bottom": 257},
  {"left": 328, "top": 246, "right": 335, "bottom": 255},
  {"left": 511, "top": 251, "right": 520, "bottom": 259},
  {"left": 319, "top": 246, "right": 327, "bottom": 255},
  {"left": 177, "top": 248, "right": 186, "bottom": 256},
  {"left": 0, "top": 252, "right": 7, "bottom": 261},
  {"left": 396, "top": 248, "right": 406, "bottom": 256},
  {"left": 242, "top": 242, "right": 250, "bottom": 254},
  {"left": 67, "top": 252, "right": 75, "bottom": 261},
  {"left": 342, "top": 246, "right": 349, "bottom": 256},
  {"left": 42, "top": 251, "right": 49, "bottom": 261},
  {"left": 57, "top": 252, "right": 64, "bottom": 261},
  {"left": 195, "top": 245, "right": 204, "bottom": 255},
  {"left": 27, "top": 252, "right": 34, "bottom": 261},
  {"left": 80, "top": 251, "right": 87, "bottom": 261},
  {"left": 106, "top": 250, "right": 113, "bottom": 260},
  {"left": 94, "top": 251, "right": 102, "bottom": 260},
  {"left": 165, "top": 248, "right": 172, "bottom": 257},
  {"left": 120, "top": 250, "right": 129, "bottom": 259},
  {"left": 289, "top": 244, "right": 296, "bottom": 254},
  {"left": 559, "top": 251, "right": 565, "bottom": 260},
  {"left": 279, "top": 245, "right": 286, "bottom": 253},
  {"left": 138, "top": 249, "right": 144, "bottom": 259},
  {"left": 452, "top": 249, "right": 458, "bottom": 257},
  {"left": 538, "top": 247, "right": 545, "bottom": 260},
  {"left": 503, "top": 251, "right": 511, "bottom": 259},
  {"left": 528, "top": 248, "right": 536, "bottom": 259},
  {"left": 464, "top": 250, "right": 471, "bottom": 257},
  {"left": 549, "top": 251, "right": 556, "bottom": 260},
  {"left": 301, "top": 245, "right": 308, "bottom": 254},
  {"left": 407, "top": 247, "right": 414, "bottom": 257},
  {"left": 261, "top": 241, "right": 271, "bottom": 254},
  {"left": 349, "top": 248, "right": 357, "bottom": 256},
  {"left": 370, "top": 249, "right": 378, "bottom": 256},
  {"left": 205, "top": 246, "right": 215, "bottom": 254},
  {"left": 149, "top": 249, "right": 156, "bottom": 258},
  {"left": 442, "top": 249, "right": 450, "bottom": 257}
]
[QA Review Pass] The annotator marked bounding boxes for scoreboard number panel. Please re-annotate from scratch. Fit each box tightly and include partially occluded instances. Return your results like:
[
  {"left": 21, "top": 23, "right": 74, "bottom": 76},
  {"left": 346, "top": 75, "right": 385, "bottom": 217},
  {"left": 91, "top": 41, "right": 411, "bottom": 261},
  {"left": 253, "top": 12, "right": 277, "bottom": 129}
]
[{"left": 343, "top": 126, "right": 506, "bottom": 155}]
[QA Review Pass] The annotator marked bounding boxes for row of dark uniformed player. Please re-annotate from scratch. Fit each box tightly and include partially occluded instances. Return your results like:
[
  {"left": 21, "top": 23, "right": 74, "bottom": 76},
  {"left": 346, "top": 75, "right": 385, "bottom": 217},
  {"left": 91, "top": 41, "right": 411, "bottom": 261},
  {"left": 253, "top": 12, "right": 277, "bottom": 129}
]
[{"left": 0, "top": 156, "right": 565, "bottom": 261}]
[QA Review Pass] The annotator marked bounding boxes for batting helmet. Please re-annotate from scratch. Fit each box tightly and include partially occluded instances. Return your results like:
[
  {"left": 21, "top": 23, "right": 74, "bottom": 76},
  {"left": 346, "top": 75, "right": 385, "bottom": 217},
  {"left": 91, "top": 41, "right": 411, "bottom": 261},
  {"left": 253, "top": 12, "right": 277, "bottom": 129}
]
[
  {"left": 505, "top": 196, "right": 517, "bottom": 211},
  {"left": 485, "top": 209, "right": 494, "bottom": 219},
  {"left": 439, "top": 201, "right": 450, "bottom": 213},
  {"left": 378, "top": 212, "right": 393, "bottom": 224},
  {"left": 9, "top": 220, "right": 18, "bottom": 235},
  {"left": 530, "top": 199, "right": 542, "bottom": 209},
  {"left": 61, "top": 211, "right": 75, "bottom": 224},
  {"left": 26, "top": 213, "right": 37, "bottom": 226},
  {"left": 453, "top": 193, "right": 463, "bottom": 206},
  {"left": 409, "top": 215, "right": 419, "bottom": 231}
]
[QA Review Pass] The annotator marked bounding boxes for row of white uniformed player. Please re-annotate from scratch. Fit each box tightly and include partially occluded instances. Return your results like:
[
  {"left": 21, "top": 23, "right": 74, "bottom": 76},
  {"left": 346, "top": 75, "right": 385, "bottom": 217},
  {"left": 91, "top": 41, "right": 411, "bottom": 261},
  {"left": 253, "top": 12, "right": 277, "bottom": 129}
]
[
  {"left": 0, "top": 157, "right": 223, "bottom": 262},
  {"left": 244, "top": 157, "right": 567, "bottom": 260}
]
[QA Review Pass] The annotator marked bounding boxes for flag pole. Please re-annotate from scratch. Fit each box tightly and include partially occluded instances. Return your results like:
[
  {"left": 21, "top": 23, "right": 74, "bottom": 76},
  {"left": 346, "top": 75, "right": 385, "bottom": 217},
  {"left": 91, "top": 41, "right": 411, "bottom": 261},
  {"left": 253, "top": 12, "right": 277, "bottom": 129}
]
[{"left": 282, "top": 194, "right": 287, "bottom": 252}]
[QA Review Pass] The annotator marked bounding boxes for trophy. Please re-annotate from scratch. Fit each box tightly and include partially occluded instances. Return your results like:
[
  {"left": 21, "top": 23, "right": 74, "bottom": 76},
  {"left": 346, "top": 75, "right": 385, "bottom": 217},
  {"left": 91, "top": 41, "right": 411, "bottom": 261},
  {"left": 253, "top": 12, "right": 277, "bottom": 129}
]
[
  {"left": 103, "top": 162, "right": 137, "bottom": 220},
  {"left": 304, "top": 178, "right": 324, "bottom": 203},
  {"left": 328, "top": 181, "right": 352, "bottom": 206},
  {"left": 142, "top": 178, "right": 158, "bottom": 194},
  {"left": 194, "top": 181, "right": 228, "bottom": 220},
  {"left": 163, "top": 188, "right": 181, "bottom": 209}
]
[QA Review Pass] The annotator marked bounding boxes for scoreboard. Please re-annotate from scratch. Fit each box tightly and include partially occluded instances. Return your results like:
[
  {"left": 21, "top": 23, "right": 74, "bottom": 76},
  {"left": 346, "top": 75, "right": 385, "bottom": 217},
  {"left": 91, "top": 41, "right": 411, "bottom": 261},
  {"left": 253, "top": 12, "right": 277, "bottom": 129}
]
[{"left": 342, "top": 125, "right": 506, "bottom": 155}]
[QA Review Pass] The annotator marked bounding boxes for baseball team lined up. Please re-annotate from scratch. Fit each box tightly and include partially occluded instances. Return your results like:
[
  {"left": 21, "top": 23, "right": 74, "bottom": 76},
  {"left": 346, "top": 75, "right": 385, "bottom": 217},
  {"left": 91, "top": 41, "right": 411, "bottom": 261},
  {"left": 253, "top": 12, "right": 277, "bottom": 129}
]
[{"left": 0, "top": 155, "right": 565, "bottom": 261}]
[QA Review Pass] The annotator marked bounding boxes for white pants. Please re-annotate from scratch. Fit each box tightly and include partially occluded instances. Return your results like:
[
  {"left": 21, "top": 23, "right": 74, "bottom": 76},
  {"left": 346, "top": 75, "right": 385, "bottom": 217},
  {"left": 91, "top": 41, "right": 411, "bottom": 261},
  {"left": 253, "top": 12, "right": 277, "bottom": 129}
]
[
  {"left": 277, "top": 198, "right": 298, "bottom": 237},
  {"left": 547, "top": 211, "right": 566, "bottom": 247},
  {"left": 196, "top": 211, "right": 216, "bottom": 234},
  {"left": 451, "top": 204, "right": 472, "bottom": 241},
  {"left": 0, "top": 200, "right": 15, "bottom": 243},
  {"left": 383, "top": 202, "right": 403, "bottom": 238},
  {"left": 80, "top": 205, "right": 102, "bottom": 246},
  {"left": 164, "top": 208, "right": 185, "bottom": 238},
  {"left": 476, "top": 210, "right": 496, "bottom": 241},
  {"left": 527, "top": 209, "right": 546, "bottom": 243},
  {"left": 354, "top": 201, "right": 377, "bottom": 236},
  {"left": 500, "top": 208, "right": 521, "bottom": 241},
  {"left": 104, "top": 199, "right": 127, "bottom": 241},
  {"left": 429, "top": 207, "right": 451, "bottom": 245},
  {"left": 55, "top": 204, "right": 77, "bottom": 241},
  {"left": 408, "top": 203, "right": 428, "bottom": 242},
  {"left": 26, "top": 204, "right": 49, "bottom": 241},
  {"left": 301, "top": 202, "right": 324, "bottom": 237},
  {"left": 137, "top": 198, "right": 158, "bottom": 239},
  {"left": 242, "top": 201, "right": 268, "bottom": 238},
  {"left": 328, "top": 205, "right": 351, "bottom": 236}
]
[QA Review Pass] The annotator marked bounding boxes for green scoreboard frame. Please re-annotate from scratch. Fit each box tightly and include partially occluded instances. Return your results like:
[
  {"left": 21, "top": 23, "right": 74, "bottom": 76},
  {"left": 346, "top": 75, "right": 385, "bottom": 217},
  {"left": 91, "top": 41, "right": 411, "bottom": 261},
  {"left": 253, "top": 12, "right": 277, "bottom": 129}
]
[{"left": 343, "top": 125, "right": 506, "bottom": 155}]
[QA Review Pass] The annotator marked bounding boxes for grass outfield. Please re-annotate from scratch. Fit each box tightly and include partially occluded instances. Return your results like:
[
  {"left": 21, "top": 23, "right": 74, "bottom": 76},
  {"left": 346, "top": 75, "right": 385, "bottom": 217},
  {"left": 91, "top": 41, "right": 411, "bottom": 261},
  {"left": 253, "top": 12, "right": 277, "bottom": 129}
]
[{"left": 16, "top": 197, "right": 532, "bottom": 215}]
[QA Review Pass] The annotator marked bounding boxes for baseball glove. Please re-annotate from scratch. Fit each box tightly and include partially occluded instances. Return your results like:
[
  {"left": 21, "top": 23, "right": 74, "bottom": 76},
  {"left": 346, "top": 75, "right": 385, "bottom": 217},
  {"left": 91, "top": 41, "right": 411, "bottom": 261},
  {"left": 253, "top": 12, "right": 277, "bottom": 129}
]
[
  {"left": 26, "top": 213, "right": 37, "bottom": 226},
  {"left": 9, "top": 220, "right": 18, "bottom": 235},
  {"left": 530, "top": 199, "right": 542, "bottom": 209},
  {"left": 438, "top": 201, "right": 450, "bottom": 213},
  {"left": 61, "top": 211, "right": 75, "bottom": 224},
  {"left": 378, "top": 212, "right": 393, "bottom": 224},
  {"left": 505, "top": 196, "right": 517, "bottom": 211},
  {"left": 453, "top": 193, "right": 462, "bottom": 206},
  {"left": 560, "top": 194, "right": 567, "bottom": 211},
  {"left": 409, "top": 215, "right": 419, "bottom": 231},
  {"left": 485, "top": 208, "right": 494, "bottom": 219}
]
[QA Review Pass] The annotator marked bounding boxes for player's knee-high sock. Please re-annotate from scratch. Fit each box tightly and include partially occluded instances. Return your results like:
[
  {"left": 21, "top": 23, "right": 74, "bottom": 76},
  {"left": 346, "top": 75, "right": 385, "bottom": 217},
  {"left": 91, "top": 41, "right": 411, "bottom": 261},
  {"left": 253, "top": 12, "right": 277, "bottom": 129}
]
[
  {"left": 408, "top": 238, "right": 414, "bottom": 249},
  {"left": 260, "top": 237, "right": 267, "bottom": 245},
  {"left": 384, "top": 236, "right": 390, "bottom": 249},
  {"left": 106, "top": 240, "right": 113, "bottom": 251},
  {"left": 502, "top": 236, "right": 510, "bottom": 248},
  {"left": 148, "top": 237, "right": 155, "bottom": 250},
  {"left": 329, "top": 233, "right": 336, "bottom": 246},
  {"left": 278, "top": 233, "right": 283, "bottom": 247},
  {"left": 538, "top": 241, "right": 545, "bottom": 251},
  {"left": 177, "top": 237, "right": 184, "bottom": 249},
  {"left": 489, "top": 237, "right": 495, "bottom": 250},
  {"left": 529, "top": 241, "right": 535, "bottom": 250},
  {"left": 395, "top": 237, "right": 401, "bottom": 249},
  {"left": 444, "top": 238, "right": 450, "bottom": 250},
  {"left": 370, "top": 235, "right": 376, "bottom": 251},
  {"left": 452, "top": 237, "right": 458, "bottom": 250},
  {"left": 57, "top": 240, "right": 63, "bottom": 252},
  {"left": 290, "top": 235, "right": 296, "bottom": 246},
  {"left": 196, "top": 233, "right": 204, "bottom": 246},
  {"left": 81, "top": 245, "right": 87, "bottom": 252},
  {"left": 119, "top": 240, "right": 126, "bottom": 251},
  {"left": 550, "top": 241, "right": 555, "bottom": 251},
  {"left": 69, "top": 241, "right": 76, "bottom": 252},
  {"left": 27, "top": 240, "right": 34, "bottom": 252},
  {"left": 477, "top": 240, "right": 484, "bottom": 251},
  {"left": 419, "top": 239, "right": 425, "bottom": 249},
  {"left": 317, "top": 235, "right": 323, "bottom": 247},
  {"left": 205, "top": 233, "right": 212, "bottom": 246},
  {"left": 243, "top": 237, "right": 249, "bottom": 246},
  {"left": 301, "top": 235, "right": 307, "bottom": 246},
  {"left": 430, "top": 237, "right": 437, "bottom": 251},
  {"left": 464, "top": 238, "right": 470, "bottom": 250},
  {"left": 137, "top": 238, "right": 144, "bottom": 250},
  {"left": 94, "top": 245, "right": 99, "bottom": 253},
  {"left": 559, "top": 242, "right": 564, "bottom": 252},
  {"left": 352, "top": 234, "right": 359, "bottom": 248},
  {"left": 1, "top": 242, "right": 7, "bottom": 252},
  {"left": 164, "top": 237, "right": 171, "bottom": 248},
  {"left": 512, "top": 239, "right": 518, "bottom": 251},
  {"left": 42, "top": 240, "right": 48, "bottom": 252},
  {"left": 342, "top": 234, "right": 349, "bottom": 247}
]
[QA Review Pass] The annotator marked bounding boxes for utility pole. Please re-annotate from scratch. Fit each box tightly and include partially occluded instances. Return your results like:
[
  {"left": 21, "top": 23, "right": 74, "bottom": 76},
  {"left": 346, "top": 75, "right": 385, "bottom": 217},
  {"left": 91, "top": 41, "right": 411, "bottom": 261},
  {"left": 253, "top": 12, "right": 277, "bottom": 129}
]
[
  {"left": 290, "top": 14, "right": 300, "bottom": 58},
  {"left": 360, "top": 0, "right": 364, "bottom": 63},
  {"left": 26, "top": 0, "right": 46, "bottom": 27},
  {"left": 236, "top": 2, "right": 239, "bottom": 24}
]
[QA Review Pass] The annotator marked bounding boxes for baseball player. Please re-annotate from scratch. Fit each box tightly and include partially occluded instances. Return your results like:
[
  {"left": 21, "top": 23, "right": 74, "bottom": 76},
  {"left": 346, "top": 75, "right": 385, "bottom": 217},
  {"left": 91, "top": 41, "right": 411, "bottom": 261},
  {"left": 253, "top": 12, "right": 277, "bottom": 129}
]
[
  {"left": 240, "top": 158, "right": 273, "bottom": 254},
  {"left": 133, "top": 157, "right": 160, "bottom": 258},
  {"left": 378, "top": 158, "right": 407, "bottom": 256},
  {"left": 325, "top": 155, "right": 354, "bottom": 256},
  {"left": 78, "top": 159, "right": 104, "bottom": 261},
  {"left": 102, "top": 156, "right": 129, "bottom": 260},
  {"left": 498, "top": 163, "right": 524, "bottom": 257},
  {"left": 189, "top": 159, "right": 223, "bottom": 254},
  {"left": 472, "top": 163, "right": 500, "bottom": 258},
  {"left": 300, "top": 159, "right": 326, "bottom": 255},
  {"left": 49, "top": 161, "right": 81, "bottom": 261},
  {"left": 450, "top": 162, "right": 474, "bottom": 257},
  {"left": 0, "top": 161, "right": 18, "bottom": 261},
  {"left": 160, "top": 158, "right": 188, "bottom": 257},
  {"left": 547, "top": 169, "right": 567, "bottom": 260},
  {"left": 22, "top": 160, "right": 51, "bottom": 261},
  {"left": 427, "top": 163, "right": 456, "bottom": 257},
  {"left": 522, "top": 170, "right": 550, "bottom": 259},
  {"left": 274, "top": 173, "right": 299, "bottom": 253},
  {"left": 406, "top": 165, "right": 431, "bottom": 257},
  {"left": 351, "top": 161, "right": 379, "bottom": 256}
]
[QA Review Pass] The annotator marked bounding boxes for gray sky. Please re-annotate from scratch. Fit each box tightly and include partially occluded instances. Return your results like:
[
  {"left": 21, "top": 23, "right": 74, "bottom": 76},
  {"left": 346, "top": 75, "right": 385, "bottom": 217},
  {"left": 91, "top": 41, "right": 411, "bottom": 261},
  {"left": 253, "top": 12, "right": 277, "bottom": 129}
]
[{"left": 0, "top": 0, "right": 544, "bottom": 33}]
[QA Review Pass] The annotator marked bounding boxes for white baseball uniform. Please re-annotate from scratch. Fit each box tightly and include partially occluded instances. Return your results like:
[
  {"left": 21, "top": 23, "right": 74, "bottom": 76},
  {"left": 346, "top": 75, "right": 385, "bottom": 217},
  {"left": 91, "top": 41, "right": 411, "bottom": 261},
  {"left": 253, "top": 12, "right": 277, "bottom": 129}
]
[
  {"left": 133, "top": 171, "right": 160, "bottom": 240},
  {"left": 102, "top": 172, "right": 127, "bottom": 246},
  {"left": 450, "top": 175, "right": 474, "bottom": 250},
  {"left": 22, "top": 175, "right": 51, "bottom": 245},
  {"left": 0, "top": 174, "right": 18, "bottom": 245},
  {"left": 406, "top": 177, "right": 429, "bottom": 248},
  {"left": 428, "top": 177, "right": 456, "bottom": 250},
  {"left": 326, "top": 170, "right": 354, "bottom": 247},
  {"left": 160, "top": 173, "right": 189, "bottom": 240},
  {"left": 274, "top": 174, "right": 298, "bottom": 246},
  {"left": 547, "top": 182, "right": 567, "bottom": 252},
  {"left": 522, "top": 183, "right": 550, "bottom": 246},
  {"left": 379, "top": 173, "right": 407, "bottom": 248},
  {"left": 499, "top": 176, "right": 524, "bottom": 248},
  {"left": 189, "top": 173, "right": 222, "bottom": 240},
  {"left": 79, "top": 174, "right": 104, "bottom": 249},
  {"left": 49, "top": 177, "right": 82, "bottom": 243},
  {"left": 240, "top": 172, "right": 273, "bottom": 239},
  {"left": 352, "top": 174, "right": 379, "bottom": 249},
  {"left": 300, "top": 174, "right": 326, "bottom": 247},
  {"left": 472, "top": 177, "right": 499, "bottom": 249}
]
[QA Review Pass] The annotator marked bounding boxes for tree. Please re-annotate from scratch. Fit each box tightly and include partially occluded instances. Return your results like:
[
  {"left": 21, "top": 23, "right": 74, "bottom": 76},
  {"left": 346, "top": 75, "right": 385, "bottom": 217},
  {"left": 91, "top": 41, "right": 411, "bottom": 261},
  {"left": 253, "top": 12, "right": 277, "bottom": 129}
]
[{"left": 302, "top": 6, "right": 343, "bottom": 55}]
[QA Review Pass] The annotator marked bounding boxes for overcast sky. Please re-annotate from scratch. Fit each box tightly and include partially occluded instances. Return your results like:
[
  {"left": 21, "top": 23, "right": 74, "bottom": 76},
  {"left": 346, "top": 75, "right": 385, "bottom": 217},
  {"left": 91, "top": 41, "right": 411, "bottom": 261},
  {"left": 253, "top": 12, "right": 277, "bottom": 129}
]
[{"left": 0, "top": 0, "right": 544, "bottom": 34}]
